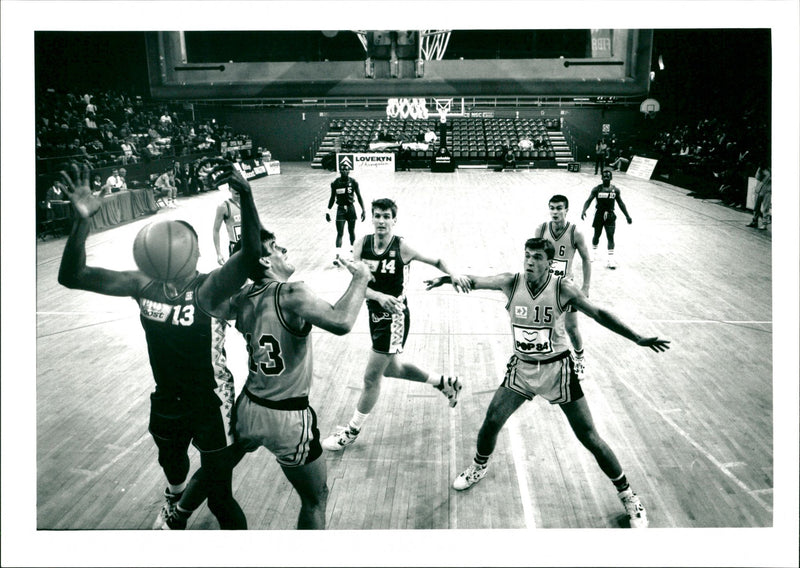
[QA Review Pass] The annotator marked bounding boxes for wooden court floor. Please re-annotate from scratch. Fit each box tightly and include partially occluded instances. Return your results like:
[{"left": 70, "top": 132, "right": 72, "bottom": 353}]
[{"left": 32, "top": 163, "right": 778, "bottom": 535}]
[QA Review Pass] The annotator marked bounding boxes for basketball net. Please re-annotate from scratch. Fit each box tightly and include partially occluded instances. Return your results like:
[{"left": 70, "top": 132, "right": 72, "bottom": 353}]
[{"left": 434, "top": 98, "right": 452, "bottom": 124}]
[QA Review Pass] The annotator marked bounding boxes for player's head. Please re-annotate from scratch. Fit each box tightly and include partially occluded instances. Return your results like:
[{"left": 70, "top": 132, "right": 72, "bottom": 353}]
[
  {"left": 372, "top": 198, "right": 397, "bottom": 219},
  {"left": 339, "top": 164, "right": 351, "bottom": 177},
  {"left": 371, "top": 198, "right": 398, "bottom": 234},
  {"left": 548, "top": 195, "right": 569, "bottom": 220},
  {"left": 601, "top": 169, "right": 613, "bottom": 185},
  {"left": 524, "top": 237, "right": 555, "bottom": 260},
  {"left": 232, "top": 228, "right": 292, "bottom": 281}
]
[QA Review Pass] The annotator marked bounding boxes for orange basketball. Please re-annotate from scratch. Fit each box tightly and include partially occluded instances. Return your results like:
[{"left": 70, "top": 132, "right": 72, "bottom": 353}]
[{"left": 132, "top": 220, "right": 199, "bottom": 281}]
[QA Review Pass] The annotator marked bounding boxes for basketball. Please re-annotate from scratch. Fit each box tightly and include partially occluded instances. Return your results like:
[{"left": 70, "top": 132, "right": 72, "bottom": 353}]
[{"left": 132, "top": 220, "right": 199, "bottom": 281}]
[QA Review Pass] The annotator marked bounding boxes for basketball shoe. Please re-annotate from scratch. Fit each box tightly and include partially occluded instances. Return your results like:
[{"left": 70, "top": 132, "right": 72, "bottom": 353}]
[
  {"left": 152, "top": 488, "right": 187, "bottom": 530},
  {"left": 453, "top": 462, "right": 488, "bottom": 490},
  {"left": 618, "top": 488, "right": 648, "bottom": 528},
  {"left": 321, "top": 425, "right": 360, "bottom": 451},
  {"left": 435, "top": 375, "right": 462, "bottom": 408}
]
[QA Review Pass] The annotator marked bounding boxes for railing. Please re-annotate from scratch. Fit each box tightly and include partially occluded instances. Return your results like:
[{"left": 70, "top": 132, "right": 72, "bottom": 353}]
[{"left": 177, "top": 94, "right": 645, "bottom": 111}]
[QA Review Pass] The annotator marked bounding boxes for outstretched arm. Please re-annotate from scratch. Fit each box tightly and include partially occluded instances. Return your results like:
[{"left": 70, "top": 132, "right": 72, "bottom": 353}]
[
  {"left": 425, "top": 272, "right": 515, "bottom": 300},
  {"left": 280, "top": 257, "right": 374, "bottom": 335},
  {"left": 198, "top": 159, "right": 263, "bottom": 310},
  {"left": 57, "top": 162, "right": 148, "bottom": 297},
  {"left": 562, "top": 280, "right": 669, "bottom": 352},
  {"left": 401, "top": 241, "right": 472, "bottom": 293}
]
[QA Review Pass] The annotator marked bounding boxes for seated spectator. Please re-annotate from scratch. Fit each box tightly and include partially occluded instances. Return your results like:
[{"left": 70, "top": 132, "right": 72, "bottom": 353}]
[
  {"left": 46, "top": 179, "right": 68, "bottom": 207},
  {"left": 498, "top": 140, "right": 516, "bottom": 170},
  {"left": 154, "top": 170, "right": 177, "bottom": 208},
  {"left": 117, "top": 168, "right": 129, "bottom": 192},
  {"left": 144, "top": 139, "right": 162, "bottom": 161},
  {"left": 105, "top": 168, "right": 125, "bottom": 193},
  {"left": 119, "top": 137, "right": 140, "bottom": 164},
  {"left": 91, "top": 174, "right": 106, "bottom": 197}
]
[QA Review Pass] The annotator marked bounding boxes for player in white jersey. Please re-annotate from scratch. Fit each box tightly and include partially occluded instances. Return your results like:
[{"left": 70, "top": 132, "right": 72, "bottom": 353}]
[
  {"left": 426, "top": 238, "right": 669, "bottom": 528},
  {"left": 163, "top": 229, "right": 373, "bottom": 530},
  {"left": 535, "top": 194, "right": 591, "bottom": 379},
  {"left": 213, "top": 190, "right": 242, "bottom": 265}
]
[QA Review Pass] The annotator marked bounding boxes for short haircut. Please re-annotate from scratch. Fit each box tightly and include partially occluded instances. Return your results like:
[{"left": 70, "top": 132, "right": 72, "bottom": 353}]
[
  {"left": 372, "top": 198, "right": 397, "bottom": 218},
  {"left": 524, "top": 237, "right": 555, "bottom": 260},
  {"left": 549, "top": 194, "right": 569, "bottom": 208}
]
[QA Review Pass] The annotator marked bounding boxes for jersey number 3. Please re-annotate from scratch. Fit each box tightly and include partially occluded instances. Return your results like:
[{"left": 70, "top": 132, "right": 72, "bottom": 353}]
[{"left": 245, "top": 333, "right": 285, "bottom": 376}]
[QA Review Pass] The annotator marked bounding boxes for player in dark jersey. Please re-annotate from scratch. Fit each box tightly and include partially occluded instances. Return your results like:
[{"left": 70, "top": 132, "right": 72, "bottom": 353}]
[
  {"left": 57, "top": 158, "right": 262, "bottom": 530},
  {"left": 322, "top": 198, "right": 472, "bottom": 451},
  {"left": 426, "top": 238, "right": 669, "bottom": 528},
  {"left": 581, "top": 169, "right": 632, "bottom": 269},
  {"left": 326, "top": 163, "right": 365, "bottom": 266},
  {"left": 162, "top": 229, "right": 373, "bottom": 529}
]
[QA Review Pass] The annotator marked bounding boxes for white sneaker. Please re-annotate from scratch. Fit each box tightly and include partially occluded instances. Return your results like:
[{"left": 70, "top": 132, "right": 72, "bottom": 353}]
[
  {"left": 606, "top": 257, "right": 617, "bottom": 269},
  {"left": 453, "top": 462, "right": 488, "bottom": 490},
  {"left": 618, "top": 488, "right": 648, "bottom": 528},
  {"left": 574, "top": 355, "right": 586, "bottom": 381},
  {"left": 322, "top": 425, "right": 359, "bottom": 451},
  {"left": 435, "top": 376, "right": 463, "bottom": 408}
]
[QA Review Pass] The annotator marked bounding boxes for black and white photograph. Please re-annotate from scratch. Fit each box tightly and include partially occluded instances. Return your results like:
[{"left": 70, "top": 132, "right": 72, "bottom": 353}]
[{"left": 2, "top": 1, "right": 798, "bottom": 567}]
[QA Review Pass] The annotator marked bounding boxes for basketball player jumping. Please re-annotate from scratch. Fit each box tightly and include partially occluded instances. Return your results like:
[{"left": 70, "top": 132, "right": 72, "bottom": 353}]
[
  {"left": 213, "top": 188, "right": 242, "bottom": 265},
  {"left": 57, "top": 158, "right": 262, "bottom": 530},
  {"left": 326, "top": 163, "right": 366, "bottom": 265},
  {"left": 581, "top": 169, "right": 632, "bottom": 269},
  {"left": 322, "top": 198, "right": 471, "bottom": 451},
  {"left": 535, "top": 194, "right": 591, "bottom": 379},
  {"left": 425, "top": 237, "right": 669, "bottom": 528}
]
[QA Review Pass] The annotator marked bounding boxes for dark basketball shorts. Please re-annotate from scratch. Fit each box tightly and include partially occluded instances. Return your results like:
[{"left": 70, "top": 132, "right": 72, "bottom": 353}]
[
  {"left": 502, "top": 351, "right": 583, "bottom": 404},
  {"left": 368, "top": 305, "right": 410, "bottom": 354},
  {"left": 336, "top": 205, "right": 357, "bottom": 222},
  {"left": 592, "top": 210, "right": 617, "bottom": 229},
  {"left": 233, "top": 389, "right": 322, "bottom": 467},
  {"left": 148, "top": 392, "right": 234, "bottom": 453}
]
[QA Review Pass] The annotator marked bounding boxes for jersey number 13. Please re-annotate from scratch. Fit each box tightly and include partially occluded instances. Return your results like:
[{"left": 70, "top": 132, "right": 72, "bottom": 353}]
[{"left": 245, "top": 332, "right": 285, "bottom": 376}]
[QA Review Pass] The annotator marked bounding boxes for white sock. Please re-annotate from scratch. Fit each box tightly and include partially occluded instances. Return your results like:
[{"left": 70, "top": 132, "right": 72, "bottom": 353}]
[
  {"left": 348, "top": 410, "right": 369, "bottom": 431},
  {"left": 425, "top": 373, "right": 442, "bottom": 386},
  {"left": 168, "top": 481, "right": 186, "bottom": 495}
]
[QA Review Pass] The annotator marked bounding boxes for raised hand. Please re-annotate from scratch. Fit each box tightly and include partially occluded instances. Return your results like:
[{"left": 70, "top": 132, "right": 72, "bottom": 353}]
[
  {"left": 637, "top": 337, "right": 670, "bottom": 352},
  {"left": 59, "top": 162, "right": 102, "bottom": 219},
  {"left": 424, "top": 276, "right": 445, "bottom": 291},
  {"left": 450, "top": 274, "right": 472, "bottom": 294},
  {"left": 204, "top": 161, "right": 252, "bottom": 196},
  {"left": 337, "top": 256, "right": 374, "bottom": 283}
]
